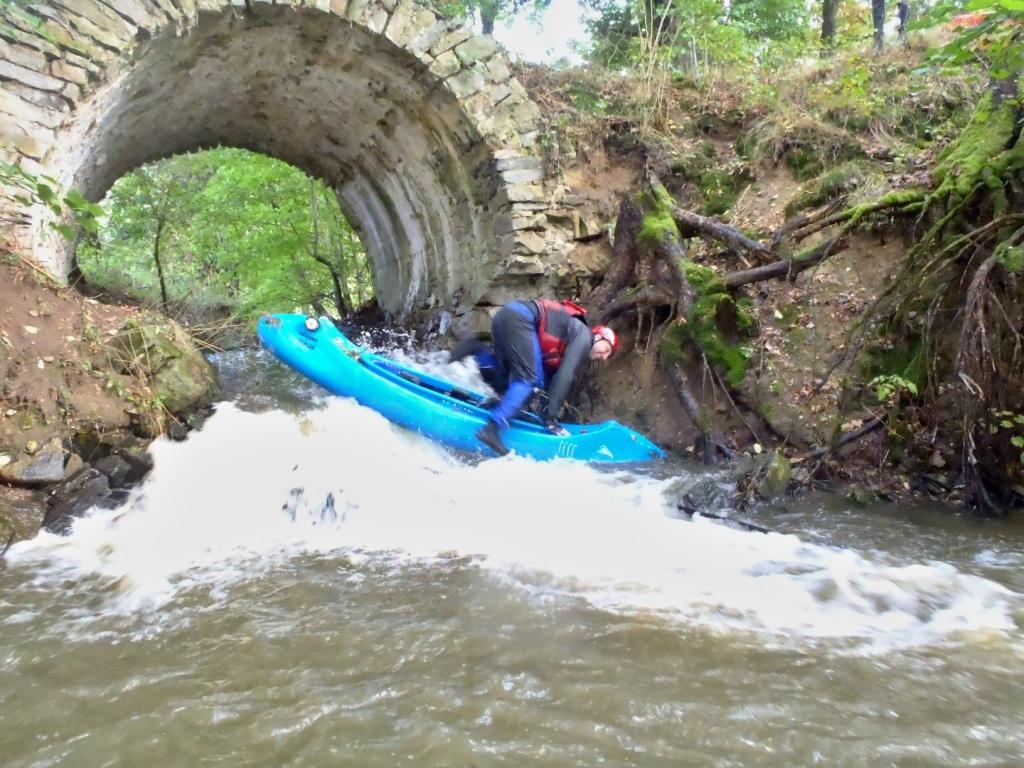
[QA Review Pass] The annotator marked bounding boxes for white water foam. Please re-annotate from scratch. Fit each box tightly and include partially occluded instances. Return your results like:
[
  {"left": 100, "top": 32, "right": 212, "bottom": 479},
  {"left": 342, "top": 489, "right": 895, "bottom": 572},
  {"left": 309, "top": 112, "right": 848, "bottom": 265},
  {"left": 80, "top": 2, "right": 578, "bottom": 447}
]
[{"left": 8, "top": 400, "right": 1021, "bottom": 647}]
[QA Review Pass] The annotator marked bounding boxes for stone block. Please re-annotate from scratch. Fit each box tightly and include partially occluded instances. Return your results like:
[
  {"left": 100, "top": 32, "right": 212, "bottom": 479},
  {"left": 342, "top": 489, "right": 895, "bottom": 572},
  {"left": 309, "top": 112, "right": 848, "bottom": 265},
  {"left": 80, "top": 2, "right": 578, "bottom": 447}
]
[
  {"left": 50, "top": 59, "right": 89, "bottom": 85},
  {"left": 330, "top": 0, "right": 349, "bottom": 15},
  {"left": 501, "top": 166, "right": 544, "bottom": 184},
  {"left": 383, "top": 0, "right": 416, "bottom": 46},
  {"left": 366, "top": 7, "right": 390, "bottom": 33},
  {"left": 58, "top": 0, "right": 137, "bottom": 40},
  {"left": 102, "top": 0, "right": 160, "bottom": 27},
  {"left": 0, "top": 59, "right": 65, "bottom": 93},
  {"left": 513, "top": 230, "right": 547, "bottom": 254},
  {"left": 429, "top": 26, "right": 472, "bottom": 57},
  {"left": 428, "top": 50, "right": 460, "bottom": 79},
  {"left": 501, "top": 254, "right": 545, "bottom": 275},
  {"left": 61, "top": 82, "right": 81, "bottom": 102},
  {"left": 0, "top": 89, "right": 65, "bottom": 129},
  {"left": 446, "top": 64, "right": 486, "bottom": 99},
  {"left": 0, "top": 21, "right": 61, "bottom": 57},
  {"left": 0, "top": 41, "right": 47, "bottom": 71},
  {"left": 486, "top": 83, "right": 511, "bottom": 105},
  {"left": 485, "top": 56, "right": 511, "bottom": 82},
  {"left": 497, "top": 183, "right": 545, "bottom": 205},
  {"left": 512, "top": 99, "right": 542, "bottom": 131},
  {"left": 454, "top": 35, "right": 497, "bottom": 66},
  {"left": 345, "top": 0, "right": 370, "bottom": 22},
  {"left": 407, "top": 14, "right": 446, "bottom": 55},
  {"left": 495, "top": 212, "right": 547, "bottom": 235},
  {"left": 495, "top": 154, "right": 542, "bottom": 173}
]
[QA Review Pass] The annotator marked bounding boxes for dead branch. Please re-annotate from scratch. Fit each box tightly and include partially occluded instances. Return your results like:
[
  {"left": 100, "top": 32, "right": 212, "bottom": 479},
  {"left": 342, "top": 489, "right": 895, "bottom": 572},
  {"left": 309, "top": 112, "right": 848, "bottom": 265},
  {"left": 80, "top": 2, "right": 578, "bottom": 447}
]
[
  {"left": 770, "top": 199, "right": 846, "bottom": 250},
  {"left": 0, "top": 531, "right": 14, "bottom": 561},
  {"left": 723, "top": 236, "right": 848, "bottom": 288},
  {"left": 671, "top": 205, "right": 771, "bottom": 259},
  {"left": 801, "top": 416, "right": 885, "bottom": 461}
]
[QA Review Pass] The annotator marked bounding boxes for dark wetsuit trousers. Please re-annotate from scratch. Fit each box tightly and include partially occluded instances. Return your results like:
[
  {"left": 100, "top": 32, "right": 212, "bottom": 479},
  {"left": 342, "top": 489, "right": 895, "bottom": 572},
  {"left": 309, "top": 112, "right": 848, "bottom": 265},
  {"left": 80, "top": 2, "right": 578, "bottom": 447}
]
[{"left": 488, "top": 302, "right": 544, "bottom": 426}]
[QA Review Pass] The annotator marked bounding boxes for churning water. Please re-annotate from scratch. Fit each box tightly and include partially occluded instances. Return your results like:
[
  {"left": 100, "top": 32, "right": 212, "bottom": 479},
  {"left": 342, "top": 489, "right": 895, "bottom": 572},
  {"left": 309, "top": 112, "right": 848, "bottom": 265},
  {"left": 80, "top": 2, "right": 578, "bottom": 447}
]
[{"left": 2, "top": 348, "right": 1023, "bottom": 766}]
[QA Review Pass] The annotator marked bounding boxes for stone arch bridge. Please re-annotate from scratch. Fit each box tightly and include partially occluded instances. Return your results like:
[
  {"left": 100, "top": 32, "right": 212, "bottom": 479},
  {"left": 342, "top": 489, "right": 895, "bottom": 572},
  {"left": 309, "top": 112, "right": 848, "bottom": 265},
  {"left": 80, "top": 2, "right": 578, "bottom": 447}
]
[{"left": 0, "top": 0, "right": 589, "bottom": 323}]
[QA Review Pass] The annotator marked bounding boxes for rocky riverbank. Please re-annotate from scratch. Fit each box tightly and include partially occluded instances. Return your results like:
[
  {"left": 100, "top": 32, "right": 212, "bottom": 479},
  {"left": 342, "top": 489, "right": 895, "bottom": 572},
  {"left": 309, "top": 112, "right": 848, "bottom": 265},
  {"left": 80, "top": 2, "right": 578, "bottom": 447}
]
[{"left": 0, "top": 257, "right": 217, "bottom": 546}]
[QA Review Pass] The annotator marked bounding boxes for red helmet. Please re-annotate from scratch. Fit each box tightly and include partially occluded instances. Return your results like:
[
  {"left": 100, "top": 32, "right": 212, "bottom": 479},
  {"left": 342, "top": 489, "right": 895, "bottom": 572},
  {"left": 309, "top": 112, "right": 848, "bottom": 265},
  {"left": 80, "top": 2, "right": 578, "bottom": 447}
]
[{"left": 592, "top": 325, "right": 619, "bottom": 355}]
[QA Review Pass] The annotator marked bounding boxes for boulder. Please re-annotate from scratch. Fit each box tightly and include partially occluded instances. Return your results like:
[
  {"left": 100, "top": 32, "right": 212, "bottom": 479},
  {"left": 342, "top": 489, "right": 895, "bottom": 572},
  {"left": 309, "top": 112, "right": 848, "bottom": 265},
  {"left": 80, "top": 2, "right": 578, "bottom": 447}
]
[
  {"left": 107, "top": 319, "right": 218, "bottom": 414},
  {"left": 0, "top": 489, "right": 46, "bottom": 544},
  {"left": 734, "top": 451, "right": 792, "bottom": 502},
  {"left": 0, "top": 437, "right": 72, "bottom": 487},
  {"left": 43, "top": 468, "right": 115, "bottom": 535}
]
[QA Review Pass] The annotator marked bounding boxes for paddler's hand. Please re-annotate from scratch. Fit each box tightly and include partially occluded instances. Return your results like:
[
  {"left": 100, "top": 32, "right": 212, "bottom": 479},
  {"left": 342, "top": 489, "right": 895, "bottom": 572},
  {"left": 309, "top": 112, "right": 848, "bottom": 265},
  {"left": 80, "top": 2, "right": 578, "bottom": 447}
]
[{"left": 543, "top": 416, "right": 569, "bottom": 436}]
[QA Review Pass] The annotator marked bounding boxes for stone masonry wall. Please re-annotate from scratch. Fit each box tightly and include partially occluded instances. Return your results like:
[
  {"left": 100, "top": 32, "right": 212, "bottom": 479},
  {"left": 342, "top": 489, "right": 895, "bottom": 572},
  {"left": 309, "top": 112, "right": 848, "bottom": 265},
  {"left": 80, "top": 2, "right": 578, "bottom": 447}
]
[{"left": 0, "top": 0, "right": 590, "bottom": 322}]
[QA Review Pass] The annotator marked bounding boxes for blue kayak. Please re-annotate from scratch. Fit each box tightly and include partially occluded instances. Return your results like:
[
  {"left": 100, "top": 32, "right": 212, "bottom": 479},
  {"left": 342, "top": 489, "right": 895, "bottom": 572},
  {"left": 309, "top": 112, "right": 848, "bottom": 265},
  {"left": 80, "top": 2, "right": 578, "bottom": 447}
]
[{"left": 257, "top": 313, "right": 664, "bottom": 463}]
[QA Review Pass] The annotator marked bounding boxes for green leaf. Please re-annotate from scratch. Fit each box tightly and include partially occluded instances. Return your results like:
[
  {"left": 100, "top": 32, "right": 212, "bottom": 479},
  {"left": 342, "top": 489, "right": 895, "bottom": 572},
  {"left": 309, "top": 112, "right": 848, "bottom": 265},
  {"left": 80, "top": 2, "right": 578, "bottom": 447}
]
[
  {"left": 998, "top": 0, "right": 1024, "bottom": 10},
  {"left": 63, "top": 188, "right": 90, "bottom": 209},
  {"left": 1010, "top": 436, "right": 1024, "bottom": 448},
  {"left": 50, "top": 222, "right": 76, "bottom": 240},
  {"left": 36, "top": 182, "right": 56, "bottom": 205}
]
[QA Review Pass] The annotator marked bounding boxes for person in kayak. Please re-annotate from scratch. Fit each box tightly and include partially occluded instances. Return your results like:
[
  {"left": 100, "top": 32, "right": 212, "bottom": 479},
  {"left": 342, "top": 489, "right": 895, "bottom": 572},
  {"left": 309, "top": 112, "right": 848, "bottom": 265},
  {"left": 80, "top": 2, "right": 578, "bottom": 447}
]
[{"left": 449, "top": 299, "right": 619, "bottom": 456}]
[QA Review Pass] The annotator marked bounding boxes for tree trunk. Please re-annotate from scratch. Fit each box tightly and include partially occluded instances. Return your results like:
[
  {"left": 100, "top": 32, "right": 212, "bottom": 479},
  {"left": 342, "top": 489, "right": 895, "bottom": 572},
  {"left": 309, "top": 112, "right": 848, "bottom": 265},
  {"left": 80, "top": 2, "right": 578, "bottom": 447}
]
[
  {"left": 309, "top": 181, "right": 348, "bottom": 316},
  {"left": 821, "top": 0, "right": 841, "bottom": 46},
  {"left": 152, "top": 192, "right": 170, "bottom": 311},
  {"left": 480, "top": 8, "right": 496, "bottom": 35},
  {"left": 872, "top": 0, "right": 886, "bottom": 50}
]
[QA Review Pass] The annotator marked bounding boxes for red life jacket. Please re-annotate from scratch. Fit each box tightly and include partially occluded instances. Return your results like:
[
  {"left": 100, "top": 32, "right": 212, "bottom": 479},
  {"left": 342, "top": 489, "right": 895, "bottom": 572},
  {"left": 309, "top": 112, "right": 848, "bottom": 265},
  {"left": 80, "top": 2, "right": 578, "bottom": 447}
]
[{"left": 536, "top": 299, "right": 588, "bottom": 371}]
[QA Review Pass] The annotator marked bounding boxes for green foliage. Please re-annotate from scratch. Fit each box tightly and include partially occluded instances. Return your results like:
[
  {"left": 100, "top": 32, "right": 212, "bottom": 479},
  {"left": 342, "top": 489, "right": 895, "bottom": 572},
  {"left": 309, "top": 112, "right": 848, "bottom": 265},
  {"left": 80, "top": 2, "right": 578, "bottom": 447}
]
[
  {"left": 785, "top": 161, "right": 869, "bottom": 217},
  {"left": 989, "top": 410, "right": 1024, "bottom": 465},
  {"left": 638, "top": 184, "right": 679, "bottom": 242},
  {"left": 868, "top": 373, "right": 919, "bottom": 404},
  {"left": 994, "top": 241, "right": 1024, "bottom": 272},
  {"left": 678, "top": 261, "right": 755, "bottom": 387},
  {"left": 919, "top": 0, "right": 1024, "bottom": 79},
  {"left": 76, "top": 149, "right": 372, "bottom": 324},
  {"left": 0, "top": 161, "right": 105, "bottom": 240}
]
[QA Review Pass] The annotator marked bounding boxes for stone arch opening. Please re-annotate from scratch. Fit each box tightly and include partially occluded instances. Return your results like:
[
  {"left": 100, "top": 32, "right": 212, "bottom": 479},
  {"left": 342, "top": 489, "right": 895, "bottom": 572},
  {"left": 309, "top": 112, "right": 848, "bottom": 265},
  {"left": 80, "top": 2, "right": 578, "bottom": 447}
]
[
  {"left": 1, "top": 1, "right": 566, "bottom": 322},
  {"left": 76, "top": 146, "right": 376, "bottom": 322}
]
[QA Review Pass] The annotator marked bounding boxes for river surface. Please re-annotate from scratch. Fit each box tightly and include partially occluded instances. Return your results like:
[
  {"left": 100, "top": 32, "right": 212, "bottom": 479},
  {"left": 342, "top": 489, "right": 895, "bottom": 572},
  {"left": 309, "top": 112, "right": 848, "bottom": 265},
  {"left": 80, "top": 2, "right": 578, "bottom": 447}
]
[{"left": 2, "top": 346, "right": 1023, "bottom": 766}]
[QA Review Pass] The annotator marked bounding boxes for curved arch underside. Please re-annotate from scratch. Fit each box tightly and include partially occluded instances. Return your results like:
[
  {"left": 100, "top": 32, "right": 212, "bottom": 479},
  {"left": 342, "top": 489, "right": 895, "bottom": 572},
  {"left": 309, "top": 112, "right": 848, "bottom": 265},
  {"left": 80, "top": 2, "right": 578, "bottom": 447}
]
[{"left": 0, "top": 0, "right": 569, "bottom": 318}]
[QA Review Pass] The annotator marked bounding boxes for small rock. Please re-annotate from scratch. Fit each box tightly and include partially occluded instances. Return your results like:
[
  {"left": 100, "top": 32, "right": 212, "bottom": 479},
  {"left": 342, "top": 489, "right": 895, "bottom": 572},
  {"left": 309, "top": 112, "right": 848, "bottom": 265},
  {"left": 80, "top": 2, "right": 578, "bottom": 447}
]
[
  {"left": 929, "top": 450, "right": 946, "bottom": 468},
  {"left": 1, "top": 439, "right": 66, "bottom": 486},
  {"left": 43, "top": 469, "right": 112, "bottom": 534},
  {"left": 94, "top": 455, "right": 133, "bottom": 488},
  {"left": 5, "top": 409, "right": 17, "bottom": 416},
  {"left": 28, "top": 309, "right": 39, "bottom": 317},
  {"left": 0, "top": 454, "right": 11, "bottom": 468},
  {"left": 42, "top": 356, "right": 55, "bottom": 363},
  {"left": 24, "top": 325, "right": 38, "bottom": 334}
]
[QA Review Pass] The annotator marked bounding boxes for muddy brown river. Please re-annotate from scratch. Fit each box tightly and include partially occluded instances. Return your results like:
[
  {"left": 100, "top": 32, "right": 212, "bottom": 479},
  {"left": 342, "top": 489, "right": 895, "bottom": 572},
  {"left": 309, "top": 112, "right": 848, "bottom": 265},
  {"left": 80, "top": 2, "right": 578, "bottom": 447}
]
[{"left": 2, "top": 349, "right": 1022, "bottom": 766}]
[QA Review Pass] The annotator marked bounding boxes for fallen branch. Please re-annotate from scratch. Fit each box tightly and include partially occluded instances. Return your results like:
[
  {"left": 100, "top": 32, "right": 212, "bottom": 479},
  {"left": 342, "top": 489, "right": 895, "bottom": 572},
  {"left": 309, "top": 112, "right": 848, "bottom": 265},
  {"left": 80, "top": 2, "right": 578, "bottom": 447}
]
[
  {"left": 801, "top": 416, "right": 885, "bottom": 461},
  {"left": 675, "top": 505, "right": 773, "bottom": 534},
  {"left": 671, "top": 205, "right": 771, "bottom": 259},
  {"left": 0, "top": 530, "right": 14, "bottom": 561},
  {"left": 723, "top": 236, "right": 848, "bottom": 288},
  {"left": 770, "top": 199, "right": 846, "bottom": 250}
]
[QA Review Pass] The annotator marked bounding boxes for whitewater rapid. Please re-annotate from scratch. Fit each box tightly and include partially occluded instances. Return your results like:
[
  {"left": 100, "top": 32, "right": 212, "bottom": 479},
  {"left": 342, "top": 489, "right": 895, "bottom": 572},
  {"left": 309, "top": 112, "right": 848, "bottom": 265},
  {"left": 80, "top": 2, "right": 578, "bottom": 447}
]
[{"left": 8, "top": 398, "right": 1021, "bottom": 649}]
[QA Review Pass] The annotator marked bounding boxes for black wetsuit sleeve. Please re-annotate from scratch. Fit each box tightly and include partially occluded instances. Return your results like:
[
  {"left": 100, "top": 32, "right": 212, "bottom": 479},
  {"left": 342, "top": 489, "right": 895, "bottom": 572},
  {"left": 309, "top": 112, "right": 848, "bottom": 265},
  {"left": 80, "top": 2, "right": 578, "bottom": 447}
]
[{"left": 544, "top": 323, "right": 591, "bottom": 420}]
